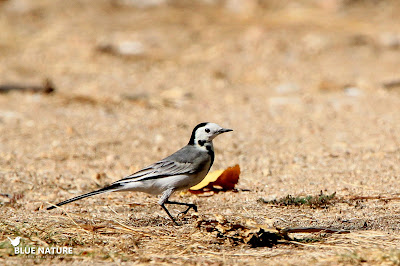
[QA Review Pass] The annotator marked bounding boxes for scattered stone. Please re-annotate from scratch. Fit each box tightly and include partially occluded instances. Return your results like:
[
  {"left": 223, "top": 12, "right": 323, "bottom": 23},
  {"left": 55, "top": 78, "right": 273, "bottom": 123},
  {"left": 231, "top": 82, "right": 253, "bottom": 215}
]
[
  {"left": 268, "top": 97, "right": 303, "bottom": 117},
  {"left": 379, "top": 32, "right": 400, "bottom": 49},
  {"left": 117, "top": 41, "right": 146, "bottom": 56},
  {"left": 3, "top": 0, "right": 35, "bottom": 14},
  {"left": 154, "top": 134, "right": 164, "bottom": 144},
  {"left": 316, "top": 0, "right": 343, "bottom": 12},
  {"left": 159, "top": 87, "right": 192, "bottom": 108},
  {"left": 97, "top": 40, "right": 146, "bottom": 57},
  {"left": 106, "top": 154, "right": 119, "bottom": 163},
  {"left": 302, "top": 33, "right": 329, "bottom": 53},
  {"left": 274, "top": 82, "right": 301, "bottom": 94},
  {"left": 224, "top": 0, "right": 257, "bottom": 16},
  {"left": 115, "top": 0, "right": 166, "bottom": 8},
  {"left": 0, "top": 110, "right": 22, "bottom": 122},
  {"left": 344, "top": 87, "right": 362, "bottom": 97}
]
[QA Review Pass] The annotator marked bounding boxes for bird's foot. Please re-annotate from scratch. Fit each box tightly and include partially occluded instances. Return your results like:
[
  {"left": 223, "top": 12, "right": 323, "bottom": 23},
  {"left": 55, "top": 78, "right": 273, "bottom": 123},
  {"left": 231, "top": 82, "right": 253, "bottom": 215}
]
[{"left": 177, "top": 204, "right": 197, "bottom": 219}]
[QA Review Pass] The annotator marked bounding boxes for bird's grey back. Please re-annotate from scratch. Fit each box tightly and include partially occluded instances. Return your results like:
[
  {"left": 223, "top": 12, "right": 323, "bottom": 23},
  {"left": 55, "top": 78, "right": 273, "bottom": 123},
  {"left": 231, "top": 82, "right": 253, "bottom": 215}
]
[
  {"left": 164, "top": 145, "right": 212, "bottom": 174},
  {"left": 114, "top": 144, "right": 212, "bottom": 184}
]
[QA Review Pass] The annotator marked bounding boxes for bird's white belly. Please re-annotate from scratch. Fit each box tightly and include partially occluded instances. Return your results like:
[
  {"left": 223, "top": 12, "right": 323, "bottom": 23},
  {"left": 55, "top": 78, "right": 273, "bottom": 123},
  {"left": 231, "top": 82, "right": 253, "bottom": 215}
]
[
  {"left": 117, "top": 179, "right": 165, "bottom": 195},
  {"left": 118, "top": 172, "right": 211, "bottom": 196},
  {"left": 117, "top": 159, "right": 211, "bottom": 195}
]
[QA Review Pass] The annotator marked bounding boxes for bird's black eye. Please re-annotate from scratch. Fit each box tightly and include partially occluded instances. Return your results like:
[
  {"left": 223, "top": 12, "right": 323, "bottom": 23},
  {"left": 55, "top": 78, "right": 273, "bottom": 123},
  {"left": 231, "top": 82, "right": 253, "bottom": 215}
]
[{"left": 205, "top": 128, "right": 210, "bottom": 133}]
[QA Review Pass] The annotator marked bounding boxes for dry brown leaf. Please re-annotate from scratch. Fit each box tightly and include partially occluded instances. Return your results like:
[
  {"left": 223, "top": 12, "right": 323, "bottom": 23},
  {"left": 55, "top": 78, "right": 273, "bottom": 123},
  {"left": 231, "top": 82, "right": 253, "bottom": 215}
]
[
  {"left": 196, "top": 216, "right": 283, "bottom": 247},
  {"left": 196, "top": 216, "right": 350, "bottom": 248},
  {"left": 188, "top": 165, "right": 240, "bottom": 194}
]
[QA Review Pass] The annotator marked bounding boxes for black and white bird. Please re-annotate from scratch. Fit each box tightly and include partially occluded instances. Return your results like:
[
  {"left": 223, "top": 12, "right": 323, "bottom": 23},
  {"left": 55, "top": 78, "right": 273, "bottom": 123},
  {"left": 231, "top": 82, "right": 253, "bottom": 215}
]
[{"left": 47, "top": 122, "right": 232, "bottom": 225}]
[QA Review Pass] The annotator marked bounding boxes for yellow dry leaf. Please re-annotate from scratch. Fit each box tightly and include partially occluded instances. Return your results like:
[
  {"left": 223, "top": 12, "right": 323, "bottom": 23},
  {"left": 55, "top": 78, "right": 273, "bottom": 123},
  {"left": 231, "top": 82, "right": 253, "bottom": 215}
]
[
  {"left": 190, "top": 169, "right": 224, "bottom": 190},
  {"left": 188, "top": 165, "right": 240, "bottom": 194}
]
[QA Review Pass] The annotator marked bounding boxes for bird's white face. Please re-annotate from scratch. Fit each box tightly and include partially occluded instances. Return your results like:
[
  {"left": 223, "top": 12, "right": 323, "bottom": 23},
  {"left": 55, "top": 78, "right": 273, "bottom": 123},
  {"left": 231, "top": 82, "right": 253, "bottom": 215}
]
[{"left": 191, "top": 122, "right": 232, "bottom": 146}]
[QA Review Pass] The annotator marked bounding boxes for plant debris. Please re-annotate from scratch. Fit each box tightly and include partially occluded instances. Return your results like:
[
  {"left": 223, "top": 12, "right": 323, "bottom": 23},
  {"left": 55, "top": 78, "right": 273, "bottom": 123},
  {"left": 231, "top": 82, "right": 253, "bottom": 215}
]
[
  {"left": 0, "top": 192, "right": 24, "bottom": 206},
  {"left": 382, "top": 79, "right": 400, "bottom": 90},
  {"left": 196, "top": 215, "right": 350, "bottom": 248},
  {"left": 279, "top": 227, "right": 350, "bottom": 235},
  {"left": 0, "top": 79, "right": 55, "bottom": 94},
  {"left": 260, "top": 193, "right": 400, "bottom": 209},
  {"left": 259, "top": 191, "right": 336, "bottom": 208},
  {"left": 188, "top": 165, "right": 240, "bottom": 195},
  {"left": 196, "top": 216, "right": 284, "bottom": 248},
  {"left": 344, "top": 195, "right": 400, "bottom": 201}
]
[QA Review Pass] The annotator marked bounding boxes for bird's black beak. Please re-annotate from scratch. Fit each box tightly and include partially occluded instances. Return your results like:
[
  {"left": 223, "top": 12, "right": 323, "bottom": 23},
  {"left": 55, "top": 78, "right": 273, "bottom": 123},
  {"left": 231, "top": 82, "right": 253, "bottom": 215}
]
[{"left": 218, "top": 128, "right": 233, "bottom": 134}]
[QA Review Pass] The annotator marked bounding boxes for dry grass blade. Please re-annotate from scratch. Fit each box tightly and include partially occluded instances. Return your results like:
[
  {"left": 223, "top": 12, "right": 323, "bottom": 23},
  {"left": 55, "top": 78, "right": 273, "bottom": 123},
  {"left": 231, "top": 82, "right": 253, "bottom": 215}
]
[
  {"left": 280, "top": 227, "right": 350, "bottom": 234},
  {"left": 344, "top": 195, "right": 400, "bottom": 201},
  {"left": 46, "top": 202, "right": 82, "bottom": 228}
]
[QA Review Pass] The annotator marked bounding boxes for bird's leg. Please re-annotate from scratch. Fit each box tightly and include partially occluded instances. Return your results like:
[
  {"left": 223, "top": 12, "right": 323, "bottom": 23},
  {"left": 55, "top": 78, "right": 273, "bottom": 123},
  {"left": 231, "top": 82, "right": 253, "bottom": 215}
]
[
  {"left": 158, "top": 189, "right": 179, "bottom": 225},
  {"left": 164, "top": 200, "right": 198, "bottom": 215},
  {"left": 160, "top": 203, "right": 179, "bottom": 226}
]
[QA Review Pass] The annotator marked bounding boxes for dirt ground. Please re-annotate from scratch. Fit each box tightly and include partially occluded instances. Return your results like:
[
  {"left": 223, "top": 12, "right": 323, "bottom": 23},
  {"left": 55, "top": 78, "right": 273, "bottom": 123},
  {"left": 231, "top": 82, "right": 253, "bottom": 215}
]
[{"left": 1, "top": 0, "right": 400, "bottom": 264}]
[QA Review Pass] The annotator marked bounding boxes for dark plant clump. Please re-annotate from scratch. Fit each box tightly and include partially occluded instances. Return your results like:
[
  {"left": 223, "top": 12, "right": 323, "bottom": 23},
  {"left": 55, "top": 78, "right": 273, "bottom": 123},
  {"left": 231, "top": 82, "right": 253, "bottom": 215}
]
[{"left": 259, "top": 191, "right": 337, "bottom": 208}]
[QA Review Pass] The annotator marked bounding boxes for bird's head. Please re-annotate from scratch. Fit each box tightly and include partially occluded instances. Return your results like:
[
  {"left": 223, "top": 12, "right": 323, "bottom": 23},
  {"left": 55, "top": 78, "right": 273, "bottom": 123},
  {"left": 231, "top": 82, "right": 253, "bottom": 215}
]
[{"left": 188, "top": 122, "right": 232, "bottom": 146}]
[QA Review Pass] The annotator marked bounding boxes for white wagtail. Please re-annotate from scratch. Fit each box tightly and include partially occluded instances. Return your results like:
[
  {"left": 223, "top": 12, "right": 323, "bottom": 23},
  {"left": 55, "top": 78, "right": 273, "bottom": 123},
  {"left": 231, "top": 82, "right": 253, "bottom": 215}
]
[{"left": 47, "top": 122, "right": 232, "bottom": 225}]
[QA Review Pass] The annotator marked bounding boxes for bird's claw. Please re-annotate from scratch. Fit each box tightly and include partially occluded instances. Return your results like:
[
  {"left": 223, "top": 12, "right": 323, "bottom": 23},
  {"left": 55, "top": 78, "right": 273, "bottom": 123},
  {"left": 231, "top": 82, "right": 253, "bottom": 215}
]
[{"left": 177, "top": 205, "right": 197, "bottom": 219}]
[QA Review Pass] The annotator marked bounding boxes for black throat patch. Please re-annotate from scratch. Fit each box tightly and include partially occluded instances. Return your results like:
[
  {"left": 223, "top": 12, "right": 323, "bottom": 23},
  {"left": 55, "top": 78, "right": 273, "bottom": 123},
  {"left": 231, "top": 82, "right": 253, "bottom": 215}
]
[
  {"left": 206, "top": 144, "right": 215, "bottom": 168},
  {"left": 198, "top": 140, "right": 206, "bottom": 146}
]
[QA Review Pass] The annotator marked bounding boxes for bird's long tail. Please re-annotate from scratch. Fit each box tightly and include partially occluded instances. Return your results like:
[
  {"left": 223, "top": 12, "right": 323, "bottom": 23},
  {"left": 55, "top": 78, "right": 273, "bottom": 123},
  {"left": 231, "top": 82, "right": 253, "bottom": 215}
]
[{"left": 47, "top": 183, "right": 122, "bottom": 210}]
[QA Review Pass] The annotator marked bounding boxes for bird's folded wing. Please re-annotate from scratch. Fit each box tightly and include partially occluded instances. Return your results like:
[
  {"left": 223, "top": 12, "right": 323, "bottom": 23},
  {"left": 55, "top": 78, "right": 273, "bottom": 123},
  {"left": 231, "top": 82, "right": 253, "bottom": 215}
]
[{"left": 113, "top": 160, "right": 195, "bottom": 184}]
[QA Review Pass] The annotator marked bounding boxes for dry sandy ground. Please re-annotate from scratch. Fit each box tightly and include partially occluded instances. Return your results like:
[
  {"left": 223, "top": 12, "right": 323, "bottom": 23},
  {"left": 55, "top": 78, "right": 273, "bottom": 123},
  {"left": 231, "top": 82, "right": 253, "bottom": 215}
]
[{"left": 1, "top": 0, "right": 400, "bottom": 264}]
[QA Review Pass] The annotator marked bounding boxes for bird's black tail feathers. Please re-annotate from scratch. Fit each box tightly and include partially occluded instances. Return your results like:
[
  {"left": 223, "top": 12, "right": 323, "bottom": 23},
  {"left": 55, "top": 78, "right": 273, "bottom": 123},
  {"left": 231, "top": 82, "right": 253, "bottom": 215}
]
[{"left": 47, "top": 183, "right": 122, "bottom": 210}]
